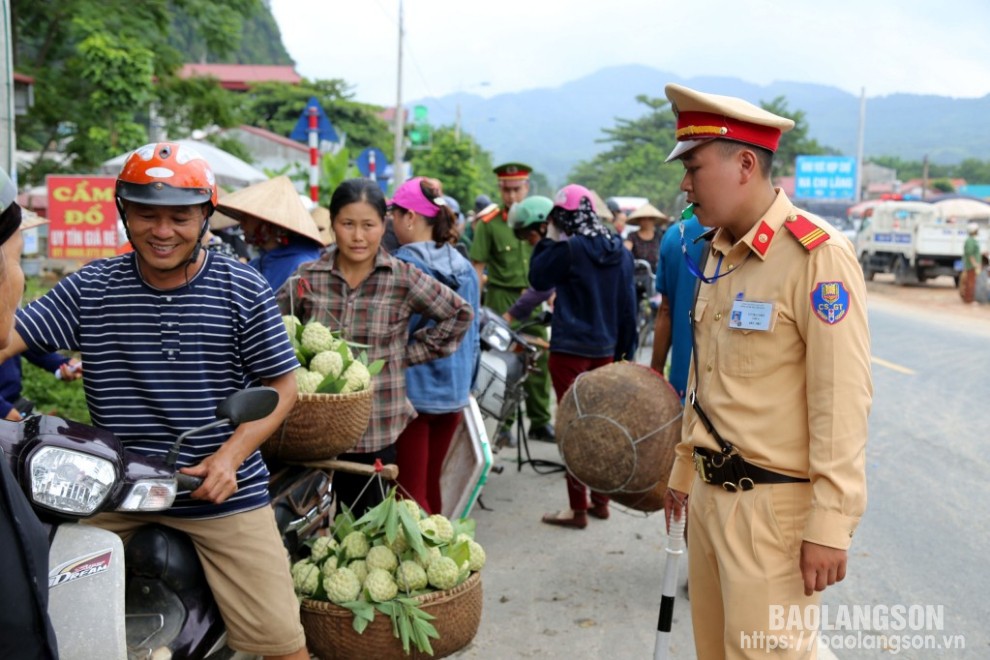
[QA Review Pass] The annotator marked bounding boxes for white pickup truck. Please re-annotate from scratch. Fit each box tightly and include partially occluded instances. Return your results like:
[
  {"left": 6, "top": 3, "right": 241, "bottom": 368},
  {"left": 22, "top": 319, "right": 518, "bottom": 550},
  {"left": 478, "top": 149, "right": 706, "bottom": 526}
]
[{"left": 856, "top": 201, "right": 988, "bottom": 285}]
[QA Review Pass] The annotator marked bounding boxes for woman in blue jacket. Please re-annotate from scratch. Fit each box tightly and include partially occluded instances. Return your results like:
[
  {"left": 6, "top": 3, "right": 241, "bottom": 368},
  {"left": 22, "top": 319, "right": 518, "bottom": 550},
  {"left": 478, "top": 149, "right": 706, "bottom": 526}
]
[
  {"left": 391, "top": 178, "right": 480, "bottom": 515},
  {"left": 530, "top": 184, "right": 638, "bottom": 529}
]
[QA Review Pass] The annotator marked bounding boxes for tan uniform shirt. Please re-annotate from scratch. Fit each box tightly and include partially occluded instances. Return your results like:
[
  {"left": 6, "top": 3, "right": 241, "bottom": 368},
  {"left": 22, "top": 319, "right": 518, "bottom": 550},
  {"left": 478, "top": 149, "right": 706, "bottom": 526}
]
[{"left": 667, "top": 190, "right": 872, "bottom": 550}]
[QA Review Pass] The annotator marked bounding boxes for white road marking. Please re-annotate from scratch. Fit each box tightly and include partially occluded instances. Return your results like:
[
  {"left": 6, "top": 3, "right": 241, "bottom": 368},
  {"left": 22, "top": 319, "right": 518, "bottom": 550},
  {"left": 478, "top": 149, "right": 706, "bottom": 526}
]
[{"left": 871, "top": 356, "right": 916, "bottom": 375}]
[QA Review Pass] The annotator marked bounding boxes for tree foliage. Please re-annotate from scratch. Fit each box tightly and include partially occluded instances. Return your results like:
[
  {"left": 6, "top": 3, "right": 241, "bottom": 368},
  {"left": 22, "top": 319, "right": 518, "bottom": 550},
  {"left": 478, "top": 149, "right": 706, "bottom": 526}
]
[
  {"left": 12, "top": 0, "right": 262, "bottom": 182},
  {"left": 567, "top": 95, "right": 683, "bottom": 214},
  {"left": 236, "top": 80, "right": 393, "bottom": 157},
  {"left": 758, "top": 96, "right": 839, "bottom": 176},
  {"left": 169, "top": 3, "right": 292, "bottom": 65},
  {"left": 867, "top": 155, "right": 990, "bottom": 184},
  {"left": 407, "top": 126, "right": 497, "bottom": 211}
]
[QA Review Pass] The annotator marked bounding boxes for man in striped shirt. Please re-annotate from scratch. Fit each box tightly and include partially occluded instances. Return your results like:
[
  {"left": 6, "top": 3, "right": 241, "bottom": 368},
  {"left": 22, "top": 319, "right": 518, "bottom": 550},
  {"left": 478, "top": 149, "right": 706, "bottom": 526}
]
[{"left": 0, "top": 143, "right": 309, "bottom": 659}]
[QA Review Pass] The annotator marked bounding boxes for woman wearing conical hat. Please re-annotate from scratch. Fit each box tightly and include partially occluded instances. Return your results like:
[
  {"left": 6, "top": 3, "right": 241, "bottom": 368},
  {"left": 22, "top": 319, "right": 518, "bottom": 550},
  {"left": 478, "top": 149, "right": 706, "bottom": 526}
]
[
  {"left": 624, "top": 202, "right": 669, "bottom": 274},
  {"left": 215, "top": 176, "right": 326, "bottom": 291}
]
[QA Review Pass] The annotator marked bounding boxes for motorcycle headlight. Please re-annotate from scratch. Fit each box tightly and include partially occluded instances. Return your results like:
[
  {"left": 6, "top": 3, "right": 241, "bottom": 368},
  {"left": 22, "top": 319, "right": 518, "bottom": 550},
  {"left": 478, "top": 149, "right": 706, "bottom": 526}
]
[
  {"left": 480, "top": 321, "right": 513, "bottom": 352},
  {"left": 29, "top": 447, "right": 117, "bottom": 515},
  {"left": 118, "top": 480, "right": 177, "bottom": 511}
]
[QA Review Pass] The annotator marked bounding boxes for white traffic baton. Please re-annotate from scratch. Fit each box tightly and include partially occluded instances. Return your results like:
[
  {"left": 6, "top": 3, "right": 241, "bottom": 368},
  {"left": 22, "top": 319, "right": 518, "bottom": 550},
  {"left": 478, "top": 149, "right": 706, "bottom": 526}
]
[{"left": 653, "top": 514, "right": 686, "bottom": 660}]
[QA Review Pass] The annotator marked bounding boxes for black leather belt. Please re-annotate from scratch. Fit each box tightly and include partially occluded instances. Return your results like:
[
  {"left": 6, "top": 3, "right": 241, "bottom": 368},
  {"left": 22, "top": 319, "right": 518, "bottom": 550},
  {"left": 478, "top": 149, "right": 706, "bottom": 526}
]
[{"left": 693, "top": 447, "right": 810, "bottom": 492}]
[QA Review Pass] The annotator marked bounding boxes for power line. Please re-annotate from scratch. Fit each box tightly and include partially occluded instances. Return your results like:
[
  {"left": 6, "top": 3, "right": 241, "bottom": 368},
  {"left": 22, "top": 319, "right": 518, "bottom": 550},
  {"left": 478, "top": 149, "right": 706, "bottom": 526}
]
[{"left": 370, "top": 0, "right": 447, "bottom": 111}]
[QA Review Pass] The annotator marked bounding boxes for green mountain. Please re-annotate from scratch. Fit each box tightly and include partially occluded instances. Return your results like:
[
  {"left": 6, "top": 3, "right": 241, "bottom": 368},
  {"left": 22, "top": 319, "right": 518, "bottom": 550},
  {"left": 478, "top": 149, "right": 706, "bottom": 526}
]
[
  {"left": 412, "top": 65, "right": 990, "bottom": 184},
  {"left": 169, "top": 2, "right": 293, "bottom": 65}
]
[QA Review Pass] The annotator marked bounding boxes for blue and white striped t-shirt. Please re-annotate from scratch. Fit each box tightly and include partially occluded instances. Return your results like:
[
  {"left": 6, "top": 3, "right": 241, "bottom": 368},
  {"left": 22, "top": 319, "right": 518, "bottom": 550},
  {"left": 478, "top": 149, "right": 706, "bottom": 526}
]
[{"left": 15, "top": 251, "right": 300, "bottom": 518}]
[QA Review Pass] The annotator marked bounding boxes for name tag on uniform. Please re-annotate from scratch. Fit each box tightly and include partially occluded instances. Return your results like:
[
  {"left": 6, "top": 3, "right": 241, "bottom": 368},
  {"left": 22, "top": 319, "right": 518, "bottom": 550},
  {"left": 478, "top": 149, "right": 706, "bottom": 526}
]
[{"left": 728, "top": 300, "right": 774, "bottom": 331}]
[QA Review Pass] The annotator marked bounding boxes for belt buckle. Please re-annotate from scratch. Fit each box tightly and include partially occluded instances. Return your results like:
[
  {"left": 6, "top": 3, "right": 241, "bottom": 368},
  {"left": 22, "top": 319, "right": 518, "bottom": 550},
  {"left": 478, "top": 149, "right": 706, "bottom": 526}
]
[
  {"left": 723, "top": 477, "right": 755, "bottom": 492},
  {"left": 694, "top": 451, "right": 711, "bottom": 483}
]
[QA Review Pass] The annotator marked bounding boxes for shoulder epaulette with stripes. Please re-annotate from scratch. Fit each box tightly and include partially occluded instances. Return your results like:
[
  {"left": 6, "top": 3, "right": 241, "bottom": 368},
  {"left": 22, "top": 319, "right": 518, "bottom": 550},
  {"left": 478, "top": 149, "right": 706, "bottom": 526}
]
[{"left": 783, "top": 214, "right": 829, "bottom": 251}]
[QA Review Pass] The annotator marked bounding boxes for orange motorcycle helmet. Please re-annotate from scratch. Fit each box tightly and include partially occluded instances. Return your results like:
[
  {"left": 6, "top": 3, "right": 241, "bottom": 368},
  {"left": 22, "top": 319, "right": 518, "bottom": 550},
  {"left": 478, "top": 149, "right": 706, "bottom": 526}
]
[{"left": 114, "top": 142, "right": 218, "bottom": 218}]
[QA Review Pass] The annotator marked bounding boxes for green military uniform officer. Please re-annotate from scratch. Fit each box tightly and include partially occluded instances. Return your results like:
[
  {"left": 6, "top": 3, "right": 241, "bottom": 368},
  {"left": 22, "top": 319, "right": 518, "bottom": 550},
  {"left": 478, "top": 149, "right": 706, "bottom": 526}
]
[{"left": 469, "top": 163, "right": 554, "bottom": 442}]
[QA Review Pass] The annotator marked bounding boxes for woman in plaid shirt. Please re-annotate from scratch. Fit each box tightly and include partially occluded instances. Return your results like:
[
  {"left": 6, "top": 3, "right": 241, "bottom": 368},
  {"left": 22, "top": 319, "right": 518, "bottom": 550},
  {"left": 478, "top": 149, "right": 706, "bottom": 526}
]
[{"left": 276, "top": 179, "right": 474, "bottom": 515}]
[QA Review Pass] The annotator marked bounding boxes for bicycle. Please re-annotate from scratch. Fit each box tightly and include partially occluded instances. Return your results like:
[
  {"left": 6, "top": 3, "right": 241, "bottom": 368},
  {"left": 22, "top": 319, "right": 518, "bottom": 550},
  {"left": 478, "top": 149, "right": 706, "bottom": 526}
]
[{"left": 633, "top": 259, "right": 661, "bottom": 349}]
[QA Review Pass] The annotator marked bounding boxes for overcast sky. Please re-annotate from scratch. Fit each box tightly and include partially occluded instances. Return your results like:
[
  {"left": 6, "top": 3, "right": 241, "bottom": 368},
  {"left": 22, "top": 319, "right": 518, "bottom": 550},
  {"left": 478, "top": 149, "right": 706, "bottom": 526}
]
[{"left": 269, "top": 0, "right": 990, "bottom": 107}]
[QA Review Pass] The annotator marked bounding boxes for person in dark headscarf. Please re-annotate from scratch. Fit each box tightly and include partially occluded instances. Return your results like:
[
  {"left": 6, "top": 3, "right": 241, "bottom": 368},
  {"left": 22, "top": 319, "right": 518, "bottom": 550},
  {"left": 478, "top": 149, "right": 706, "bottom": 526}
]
[{"left": 528, "top": 184, "right": 638, "bottom": 529}]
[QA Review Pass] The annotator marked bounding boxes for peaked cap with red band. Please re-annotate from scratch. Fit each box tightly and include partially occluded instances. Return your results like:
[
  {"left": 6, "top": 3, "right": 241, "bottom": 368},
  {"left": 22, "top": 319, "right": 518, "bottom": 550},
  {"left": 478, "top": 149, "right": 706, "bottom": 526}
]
[
  {"left": 664, "top": 83, "right": 795, "bottom": 162},
  {"left": 493, "top": 162, "right": 532, "bottom": 182}
]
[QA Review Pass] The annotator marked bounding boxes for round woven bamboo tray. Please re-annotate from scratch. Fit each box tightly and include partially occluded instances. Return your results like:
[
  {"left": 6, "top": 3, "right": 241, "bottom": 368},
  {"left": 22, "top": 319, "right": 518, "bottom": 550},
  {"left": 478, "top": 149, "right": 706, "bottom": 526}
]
[
  {"left": 263, "top": 389, "right": 372, "bottom": 462},
  {"left": 301, "top": 572, "right": 483, "bottom": 660},
  {"left": 555, "top": 362, "right": 681, "bottom": 510}
]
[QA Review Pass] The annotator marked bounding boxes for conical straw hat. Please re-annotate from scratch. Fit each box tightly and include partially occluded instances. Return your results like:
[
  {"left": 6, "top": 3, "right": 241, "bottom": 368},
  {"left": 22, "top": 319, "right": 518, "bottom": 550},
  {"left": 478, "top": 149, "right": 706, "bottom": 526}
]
[
  {"left": 628, "top": 203, "right": 669, "bottom": 222},
  {"left": 20, "top": 207, "right": 49, "bottom": 231},
  {"left": 588, "top": 189, "right": 613, "bottom": 220},
  {"left": 209, "top": 187, "right": 237, "bottom": 230},
  {"left": 311, "top": 206, "right": 333, "bottom": 245},
  {"left": 214, "top": 176, "right": 323, "bottom": 245}
]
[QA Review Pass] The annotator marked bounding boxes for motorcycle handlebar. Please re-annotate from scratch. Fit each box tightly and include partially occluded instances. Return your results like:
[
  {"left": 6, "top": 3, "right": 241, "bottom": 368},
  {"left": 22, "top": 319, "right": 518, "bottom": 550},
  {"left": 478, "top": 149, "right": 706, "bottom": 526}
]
[{"left": 176, "top": 473, "right": 204, "bottom": 492}]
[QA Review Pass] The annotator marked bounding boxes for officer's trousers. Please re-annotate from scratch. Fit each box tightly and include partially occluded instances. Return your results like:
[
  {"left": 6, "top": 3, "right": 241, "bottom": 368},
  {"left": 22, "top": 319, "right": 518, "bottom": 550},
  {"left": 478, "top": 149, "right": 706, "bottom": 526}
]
[
  {"left": 483, "top": 285, "right": 552, "bottom": 428},
  {"left": 687, "top": 476, "right": 821, "bottom": 660}
]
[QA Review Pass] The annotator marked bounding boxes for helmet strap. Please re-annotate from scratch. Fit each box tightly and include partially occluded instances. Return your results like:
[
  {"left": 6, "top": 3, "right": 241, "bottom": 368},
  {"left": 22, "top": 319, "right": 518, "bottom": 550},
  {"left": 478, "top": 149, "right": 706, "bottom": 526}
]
[
  {"left": 125, "top": 204, "right": 212, "bottom": 279},
  {"left": 116, "top": 198, "right": 133, "bottom": 244},
  {"left": 187, "top": 217, "right": 210, "bottom": 266}
]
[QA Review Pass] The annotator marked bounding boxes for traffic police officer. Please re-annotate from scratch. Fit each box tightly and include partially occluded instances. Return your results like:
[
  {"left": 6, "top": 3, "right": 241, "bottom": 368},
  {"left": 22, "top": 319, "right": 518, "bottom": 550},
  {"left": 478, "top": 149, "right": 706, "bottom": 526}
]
[
  {"left": 469, "top": 163, "right": 553, "bottom": 442},
  {"left": 661, "top": 84, "right": 872, "bottom": 659}
]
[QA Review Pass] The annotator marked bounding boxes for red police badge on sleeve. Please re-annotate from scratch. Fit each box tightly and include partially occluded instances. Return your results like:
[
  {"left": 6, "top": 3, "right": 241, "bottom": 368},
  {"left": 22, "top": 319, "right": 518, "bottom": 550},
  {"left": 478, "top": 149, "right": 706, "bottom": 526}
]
[{"left": 811, "top": 281, "right": 850, "bottom": 325}]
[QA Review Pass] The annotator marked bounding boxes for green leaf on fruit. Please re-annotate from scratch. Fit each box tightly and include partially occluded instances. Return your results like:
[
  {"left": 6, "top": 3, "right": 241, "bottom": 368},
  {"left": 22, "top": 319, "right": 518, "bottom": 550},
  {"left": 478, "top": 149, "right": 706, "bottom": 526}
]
[{"left": 397, "top": 503, "right": 428, "bottom": 559}]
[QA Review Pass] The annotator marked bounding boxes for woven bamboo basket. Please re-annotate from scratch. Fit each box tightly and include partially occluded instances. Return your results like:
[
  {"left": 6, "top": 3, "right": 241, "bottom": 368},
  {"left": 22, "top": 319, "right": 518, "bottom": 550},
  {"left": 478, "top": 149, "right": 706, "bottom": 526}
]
[
  {"left": 263, "top": 389, "right": 373, "bottom": 462},
  {"left": 301, "top": 572, "right": 483, "bottom": 660},
  {"left": 555, "top": 362, "right": 681, "bottom": 511}
]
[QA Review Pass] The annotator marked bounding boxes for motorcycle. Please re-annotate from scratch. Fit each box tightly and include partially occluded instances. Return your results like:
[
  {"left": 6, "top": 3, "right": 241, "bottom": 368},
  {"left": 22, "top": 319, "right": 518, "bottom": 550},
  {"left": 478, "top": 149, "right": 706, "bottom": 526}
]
[
  {"left": 472, "top": 306, "right": 543, "bottom": 447},
  {"left": 0, "top": 387, "right": 331, "bottom": 660},
  {"left": 469, "top": 307, "right": 565, "bottom": 474}
]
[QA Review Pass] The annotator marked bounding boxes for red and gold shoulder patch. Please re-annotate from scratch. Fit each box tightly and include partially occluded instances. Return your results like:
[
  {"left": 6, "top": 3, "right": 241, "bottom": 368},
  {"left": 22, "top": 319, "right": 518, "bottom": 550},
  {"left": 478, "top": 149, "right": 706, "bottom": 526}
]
[
  {"left": 479, "top": 207, "right": 503, "bottom": 224},
  {"left": 784, "top": 214, "right": 829, "bottom": 251},
  {"left": 752, "top": 220, "right": 775, "bottom": 257}
]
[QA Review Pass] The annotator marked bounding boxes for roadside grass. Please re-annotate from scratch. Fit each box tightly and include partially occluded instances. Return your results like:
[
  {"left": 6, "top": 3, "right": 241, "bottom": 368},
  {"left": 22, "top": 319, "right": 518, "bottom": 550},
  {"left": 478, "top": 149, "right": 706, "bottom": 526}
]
[{"left": 19, "top": 275, "right": 90, "bottom": 423}]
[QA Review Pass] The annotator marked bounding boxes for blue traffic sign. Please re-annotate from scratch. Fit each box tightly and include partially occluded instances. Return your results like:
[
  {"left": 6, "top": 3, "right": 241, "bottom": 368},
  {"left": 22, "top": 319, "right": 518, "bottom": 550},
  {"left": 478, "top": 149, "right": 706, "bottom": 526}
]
[
  {"left": 356, "top": 148, "right": 389, "bottom": 192},
  {"left": 795, "top": 156, "right": 856, "bottom": 200},
  {"left": 289, "top": 96, "right": 340, "bottom": 144}
]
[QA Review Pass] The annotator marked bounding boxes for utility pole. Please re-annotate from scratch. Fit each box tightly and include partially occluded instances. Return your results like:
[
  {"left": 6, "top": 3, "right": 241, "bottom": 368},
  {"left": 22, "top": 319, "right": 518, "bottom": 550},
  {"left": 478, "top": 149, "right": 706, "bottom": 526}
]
[
  {"left": 1, "top": 0, "right": 16, "bottom": 182},
  {"left": 855, "top": 87, "right": 866, "bottom": 203},
  {"left": 391, "top": 0, "right": 405, "bottom": 189},
  {"left": 922, "top": 154, "right": 929, "bottom": 200}
]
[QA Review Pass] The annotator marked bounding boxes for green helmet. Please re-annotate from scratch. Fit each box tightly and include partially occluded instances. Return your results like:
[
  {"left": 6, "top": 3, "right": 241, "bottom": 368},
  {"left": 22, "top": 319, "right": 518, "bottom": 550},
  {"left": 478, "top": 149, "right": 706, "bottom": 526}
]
[{"left": 507, "top": 196, "right": 554, "bottom": 231}]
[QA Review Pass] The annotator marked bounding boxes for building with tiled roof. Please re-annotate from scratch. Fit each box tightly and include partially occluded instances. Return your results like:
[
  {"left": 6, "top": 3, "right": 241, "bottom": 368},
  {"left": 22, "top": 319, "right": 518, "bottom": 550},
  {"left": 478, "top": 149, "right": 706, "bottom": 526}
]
[{"left": 179, "top": 63, "right": 302, "bottom": 91}]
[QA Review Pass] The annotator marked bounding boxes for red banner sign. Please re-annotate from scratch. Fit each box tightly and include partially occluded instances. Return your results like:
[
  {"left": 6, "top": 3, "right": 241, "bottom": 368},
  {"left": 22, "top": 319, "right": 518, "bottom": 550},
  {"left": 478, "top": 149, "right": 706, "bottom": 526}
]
[{"left": 46, "top": 175, "right": 120, "bottom": 260}]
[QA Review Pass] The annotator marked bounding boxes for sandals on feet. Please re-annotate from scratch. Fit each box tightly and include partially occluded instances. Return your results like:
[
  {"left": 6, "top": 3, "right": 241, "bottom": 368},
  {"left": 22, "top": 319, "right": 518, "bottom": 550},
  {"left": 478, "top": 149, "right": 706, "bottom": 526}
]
[
  {"left": 541, "top": 509, "right": 588, "bottom": 529},
  {"left": 588, "top": 503, "right": 610, "bottom": 520}
]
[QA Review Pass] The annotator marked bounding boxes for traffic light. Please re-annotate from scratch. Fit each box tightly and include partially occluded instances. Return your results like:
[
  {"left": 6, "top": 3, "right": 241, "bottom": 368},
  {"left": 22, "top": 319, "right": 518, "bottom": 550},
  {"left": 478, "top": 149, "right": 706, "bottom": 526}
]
[{"left": 408, "top": 105, "right": 431, "bottom": 149}]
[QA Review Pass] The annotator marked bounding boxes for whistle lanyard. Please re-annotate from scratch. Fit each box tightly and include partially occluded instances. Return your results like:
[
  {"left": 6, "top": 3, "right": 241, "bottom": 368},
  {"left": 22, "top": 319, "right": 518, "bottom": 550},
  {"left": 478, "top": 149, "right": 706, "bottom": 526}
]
[
  {"left": 681, "top": 229, "right": 751, "bottom": 285},
  {"left": 687, "top": 243, "right": 735, "bottom": 455}
]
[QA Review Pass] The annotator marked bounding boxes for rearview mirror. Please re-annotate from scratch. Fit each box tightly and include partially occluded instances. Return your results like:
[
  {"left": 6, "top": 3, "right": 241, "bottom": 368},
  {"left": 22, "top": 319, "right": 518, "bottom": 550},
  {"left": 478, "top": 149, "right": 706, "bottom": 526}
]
[{"left": 216, "top": 387, "right": 279, "bottom": 426}]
